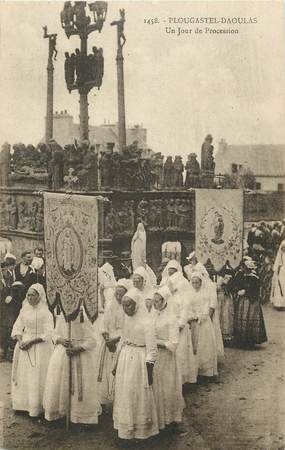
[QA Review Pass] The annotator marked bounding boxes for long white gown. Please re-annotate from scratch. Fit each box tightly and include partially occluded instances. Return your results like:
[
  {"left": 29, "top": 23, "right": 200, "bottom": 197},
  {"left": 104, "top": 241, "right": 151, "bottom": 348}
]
[
  {"left": 11, "top": 302, "right": 54, "bottom": 417},
  {"left": 43, "top": 314, "right": 102, "bottom": 424},
  {"left": 187, "top": 288, "right": 218, "bottom": 377},
  {"left": 152, "top": 307, "right": 185, "bottom": 429},
  {"left": 207, "top": 280, "right": 224, "bottom": 359},
  {"left": 113, "top": 307, "right": 159, "bottom": 440},
  {"left": 98, "top": 296, "right": 125, "bottom": 405},
  {"left": 271, "top": 241, "right": 285, "bottom": 307},
  {"left": 168, "top": 272, "right": 197, "bottom": 384}
]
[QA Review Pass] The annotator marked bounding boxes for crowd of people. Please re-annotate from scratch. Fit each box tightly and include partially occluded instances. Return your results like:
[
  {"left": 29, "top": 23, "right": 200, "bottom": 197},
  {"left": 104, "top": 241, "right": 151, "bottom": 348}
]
[
  {"left": 246, "top": 219, "right": 285, "bottom": 308},
  {"left": 0, "top": 231, "right": 284, "bottom": 445}
]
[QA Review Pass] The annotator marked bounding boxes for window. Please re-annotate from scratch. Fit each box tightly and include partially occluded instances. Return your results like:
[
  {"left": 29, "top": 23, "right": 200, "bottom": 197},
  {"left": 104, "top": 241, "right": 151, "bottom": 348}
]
[
  {"left": 256, "top": 182, "right": 261, "bottom": 190},
  {"left": 278, "top": 183, "right": 284, "bottom": 191}
]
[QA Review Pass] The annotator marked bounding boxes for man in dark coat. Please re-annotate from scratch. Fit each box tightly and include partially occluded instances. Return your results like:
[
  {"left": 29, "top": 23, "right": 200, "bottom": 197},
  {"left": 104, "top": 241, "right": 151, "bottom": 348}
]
[
  {"left": 0, "top": 262, "right": 25, "bottom": 361},
  {"left": 14, "top": 251, "right": 34, "bottom": 293}
]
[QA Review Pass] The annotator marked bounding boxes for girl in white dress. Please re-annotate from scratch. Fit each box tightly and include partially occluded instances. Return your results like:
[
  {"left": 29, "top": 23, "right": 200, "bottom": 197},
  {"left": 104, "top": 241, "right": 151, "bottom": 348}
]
[
  {"left": 113, "top": 288, "right": 159, "bottom": 440},
  {"left": 271, "top": 240, "right": 285, "bottom": 309},
  {"left": 11, "top": 283, "right": 54, "bottom": 417},
  {"left": 187, "top": 273, "right": 218, "bottom": 378},
  {"left": 98, "top": 278, "right": 130, "bottom": 406},
  {"left": 152, "top": 286, "right": 185, "bottom": 431},
  {"left": 43, "top": 312, "right": 102, "bottom": 424},
  {"left": 192, "top": 266, "right": 224, "bottom": 360},
  {"left": 132, "top": 266, "right": 157, "bottom": 312},
  {"left": 167, "top": 264, "right": 197, "bottom": 384}
]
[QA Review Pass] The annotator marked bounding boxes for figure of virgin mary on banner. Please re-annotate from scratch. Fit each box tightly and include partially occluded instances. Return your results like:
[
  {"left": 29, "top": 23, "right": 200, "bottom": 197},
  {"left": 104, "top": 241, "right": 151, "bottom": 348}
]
[
  {"left": 195, "top": 189, "right": 243, "bottom": 272},
  {"left": 44, "top": 192, "right": 99, "bottom": 322}
]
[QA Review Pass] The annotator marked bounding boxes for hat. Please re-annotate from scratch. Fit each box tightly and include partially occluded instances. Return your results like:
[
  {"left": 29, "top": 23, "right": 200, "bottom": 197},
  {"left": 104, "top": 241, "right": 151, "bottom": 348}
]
[
  {"left": 252, "top": 243, "right": 265, "bottom": 252},
  {"left": 154, "top": 285, "right": 171, "bottom": 301},
  {"left": 244, "top": 260, "right": 257, "bottom": 270},
  {"left": 165, "top": 260, "right": 182, "bottom": 272},
  {"left": 4, "top": 252, "right": 16, "bottom": 261},
  {"left": 191, "top": 272, "right": 204, "bottom": 281},
  {"left": 123, "top": 287, "right": 143, "bottom": 306},
  {"left": 31, "top": 257, "right": 44, "bottom": 271},
  {"left": 133, "top": 266, "right": 149, "bottom": 282},
  {"left": 186, "top": 251, "right": 196, "bottom": 260},
  {"left": 117, "top": 278, "right": 132, "bottom": 291},
  {"left": 12, "top": 281, "right": 25, "bottom": 288}
]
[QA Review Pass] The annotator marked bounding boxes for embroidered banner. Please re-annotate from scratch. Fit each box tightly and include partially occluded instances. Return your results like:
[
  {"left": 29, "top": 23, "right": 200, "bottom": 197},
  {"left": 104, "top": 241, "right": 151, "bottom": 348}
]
[
  {"left": 195, "top": 189, "right": 243, "bottom": 271},
  {"left": 44, "top": 193, "right": 98, "bottom": 322}
]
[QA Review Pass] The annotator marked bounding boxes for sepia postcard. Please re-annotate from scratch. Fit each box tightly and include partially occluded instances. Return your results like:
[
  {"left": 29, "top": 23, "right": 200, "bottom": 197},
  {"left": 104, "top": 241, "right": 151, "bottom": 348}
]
[{"left": 0, "top": 1, "right": 285, "bottom": 449}]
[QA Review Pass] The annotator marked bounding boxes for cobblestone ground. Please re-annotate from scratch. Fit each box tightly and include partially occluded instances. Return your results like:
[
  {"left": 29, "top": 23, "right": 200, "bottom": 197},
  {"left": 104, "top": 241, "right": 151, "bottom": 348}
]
[{"left": 0, "top": 304, "right": 284, "bottom": 450}]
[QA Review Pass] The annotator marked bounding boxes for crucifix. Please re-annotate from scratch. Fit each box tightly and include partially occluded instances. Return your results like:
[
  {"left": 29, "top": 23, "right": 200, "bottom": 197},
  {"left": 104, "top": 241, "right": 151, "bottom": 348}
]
[
  {"left": 111, "top": 9, "right": 127, "bottom": 154},
  {"left": 43, "top": 26, "right": 58, "bottom": 143}
]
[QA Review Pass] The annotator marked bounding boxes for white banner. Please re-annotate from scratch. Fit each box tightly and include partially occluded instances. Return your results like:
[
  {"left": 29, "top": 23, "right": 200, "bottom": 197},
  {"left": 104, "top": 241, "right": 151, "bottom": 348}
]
[{"left": 195, "top": 189, "right": 243, "bottom": 271}]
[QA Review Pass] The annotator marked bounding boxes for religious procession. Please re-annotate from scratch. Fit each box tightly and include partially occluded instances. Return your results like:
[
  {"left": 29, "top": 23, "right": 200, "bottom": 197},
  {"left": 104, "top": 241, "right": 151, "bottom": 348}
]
[{"left": 1, "top": 212, "right": 285, "bottom": 446}]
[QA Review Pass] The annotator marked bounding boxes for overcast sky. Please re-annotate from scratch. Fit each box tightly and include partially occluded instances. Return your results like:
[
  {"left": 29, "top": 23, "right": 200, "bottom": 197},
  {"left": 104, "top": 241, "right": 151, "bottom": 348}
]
[{"left": 0, "top": 0, "right": 285, "bottom": 158}]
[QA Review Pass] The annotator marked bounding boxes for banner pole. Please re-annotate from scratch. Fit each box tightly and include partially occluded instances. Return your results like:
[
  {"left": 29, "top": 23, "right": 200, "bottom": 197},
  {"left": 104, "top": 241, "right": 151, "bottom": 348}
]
[{"left": 66, "top": 320, "right": 72, "bottom": 431}]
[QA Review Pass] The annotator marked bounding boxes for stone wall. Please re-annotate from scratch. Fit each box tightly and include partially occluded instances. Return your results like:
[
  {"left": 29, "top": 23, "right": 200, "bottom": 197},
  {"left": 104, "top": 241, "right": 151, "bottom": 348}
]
[{"left": 0, "top": 188, "right": 284, "bottom": 269}]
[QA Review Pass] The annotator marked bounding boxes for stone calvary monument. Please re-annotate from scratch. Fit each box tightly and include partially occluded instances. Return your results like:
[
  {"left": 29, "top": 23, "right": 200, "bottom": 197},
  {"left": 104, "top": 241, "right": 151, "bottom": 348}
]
[{"left": 1, "top": 3, "right": 284, "bottom": 273}]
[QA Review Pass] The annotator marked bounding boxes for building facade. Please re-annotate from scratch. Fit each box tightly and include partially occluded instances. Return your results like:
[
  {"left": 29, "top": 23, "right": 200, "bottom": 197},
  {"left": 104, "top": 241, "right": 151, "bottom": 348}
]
[
  {"left": 215, "top": 139, "right": 285, "bottom": 191},
  {"left": 52, "top": 110, "right": 147, "bottom": 153}
]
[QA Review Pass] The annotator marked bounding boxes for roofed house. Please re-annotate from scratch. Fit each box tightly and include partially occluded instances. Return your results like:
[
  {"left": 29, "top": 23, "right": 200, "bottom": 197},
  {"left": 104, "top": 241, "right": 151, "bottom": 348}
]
[
  {"left": 215, "top": 139, "right": 285, "bottom": 191},
  {"left": 52, "top": 110, "right": 147, "bottom": 154}
]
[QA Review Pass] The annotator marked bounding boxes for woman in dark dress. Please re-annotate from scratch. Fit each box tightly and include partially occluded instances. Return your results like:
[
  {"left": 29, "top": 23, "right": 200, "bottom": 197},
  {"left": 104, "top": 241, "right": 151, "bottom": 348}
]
[
  {"left": 257, "top": 251, "right": 274, "bottom": 305},
  {"left": 234, "top": 259, "right": 267, "bottom": 348}
]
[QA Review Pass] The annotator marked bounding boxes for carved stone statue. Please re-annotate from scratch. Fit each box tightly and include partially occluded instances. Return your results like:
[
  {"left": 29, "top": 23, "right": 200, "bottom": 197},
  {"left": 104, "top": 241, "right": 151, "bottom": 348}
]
[
  {"left": 174, "top": 199, "right": 182, "bottom": 228},
  {"left": 185, "top": 153, "right": 201, "bottom": 188},
  {"left": 201, "top": 134, "right": 215, "bottom": 172},
  {"left": 64, "top": 52, "right": 75, "bottom": 92},
  {"left": 163, "top": 156, "right": 174, "bottom": 188},
  {"left": 29, "top": 202, "right": 39, "bottom": 232},
  {"left": 63, "top": 143, "right": 81, "bottom": 177},
  {"left": 207, "top": 147, "right": 215, "bottom": 172},
  {"left": 49, "top": 140, "right": 64, "bottom": 190},
  {"left": 166, "top": 198, "right": 176, "bottom": 229},
  {"left": 35, "top": 204, "right": 44, "bottom": 233},
  {"left": 0, "top": 142, "right": 11, "bottom": 186},
  {"left": 147, "top": 200, "right": 157, "bottom": 229},
  {"left": 90, "top": 46, "right": 98, "bottom": 83},
  {"left": 151, "top": 152, "right": 164, "bottom": 189},
  {"left": 117, "top": 207, "right": 129, "bottom": 234},
  {"left": 18, "top": 201, "right": 29, "bottom": 230},
  {"left": 154, "top": 199, "right": 163, "bottom": 229},
  {"left": 60, "top": 1, "right": 75, "bottom": 35},
  {"left": 105, "top": 207, "right": 115, "bottom": 238},
  {"left": 111, "top": 152, "right": 121, "bottom": 188},
  {"left": 84, "top": 145, "right": 98, "bottom": 191},
  {"left": 7, "top": 198, "right": 18, "bottom": 230},
  {"left": 124, "top": 200, "right": 135, "bottom": 233},
  {"left": 99, "top": 152, "right": 113, "bottom": 189},
  {"left": 37, "top": 142, "right": 52, "bottom": 172},
  {"left": 173, "top": 156, "right": 184, "bottom": 188},
  {"left": 73, "top": 1, "right": 90, "bottom": 29},
  {"left": 137, "top": 199, "right": 149, "bottom": 227},
  {"left": 0, "top": 201, "right": 6, "bottom": 228},
  {"left": 110, "top": 8, "right": 126, "bottom": 49},
  {"left": 96, "top": 48, "right": 104, "bottom": 89},
  {"left": 74, "top": 48, "right": 84, "bottom": 86},
  {"left": 161, "top": 199, "right": 168, "bottom": 229},
  {"left": 89, "top": 1, "right": 108, "bottom": 31},
  {"left": 43, "top": 26, "right": 58, "bottom": 61}
]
